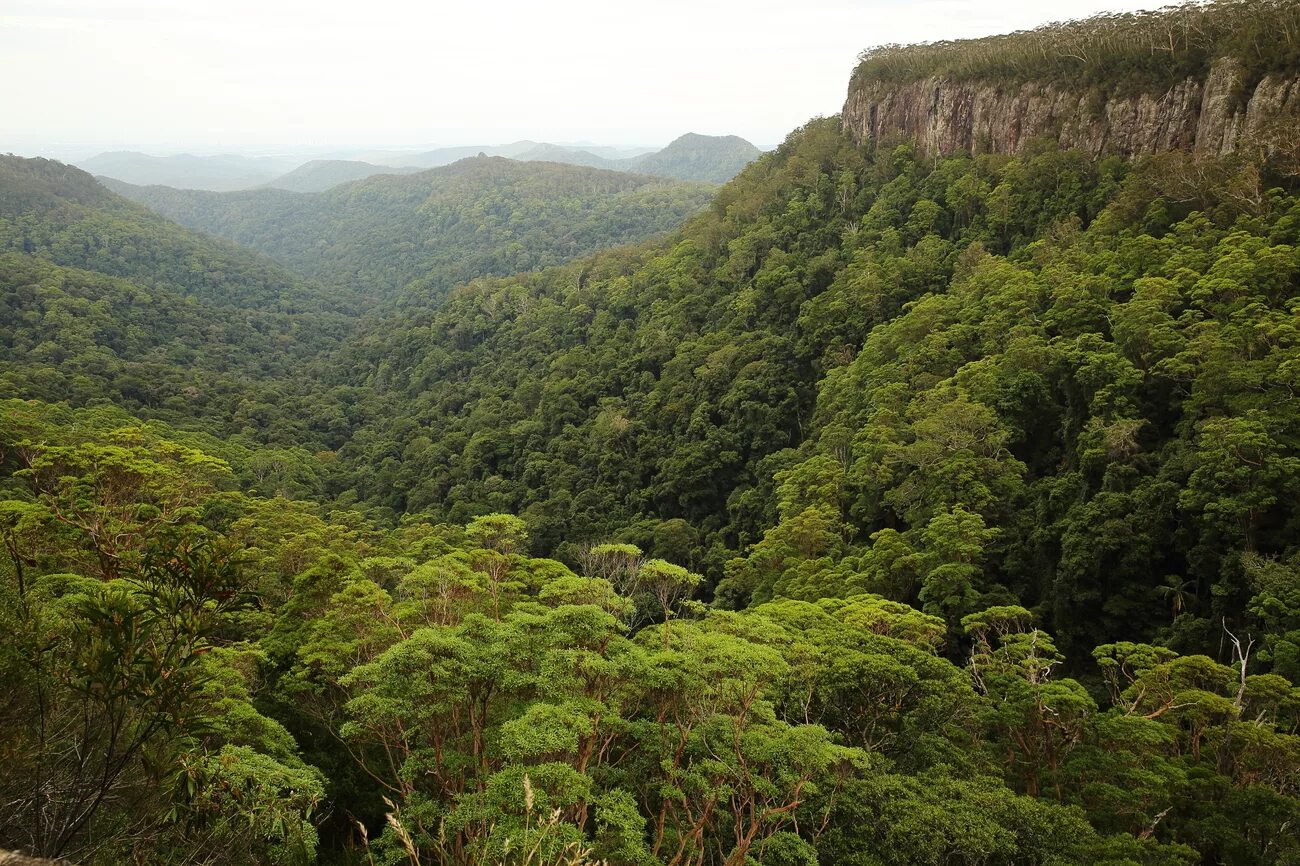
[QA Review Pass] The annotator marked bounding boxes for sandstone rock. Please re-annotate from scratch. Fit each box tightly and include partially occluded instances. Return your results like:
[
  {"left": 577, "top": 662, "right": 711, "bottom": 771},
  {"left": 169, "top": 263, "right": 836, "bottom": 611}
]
[{"left": 842, "top": 58, "right": 1300, "bottom": 161}]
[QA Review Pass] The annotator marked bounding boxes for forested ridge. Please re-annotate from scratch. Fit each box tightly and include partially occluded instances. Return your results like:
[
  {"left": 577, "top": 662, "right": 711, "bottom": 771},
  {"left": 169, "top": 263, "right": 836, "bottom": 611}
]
[
  {"left": 103, "top": 158, "right": 715, "bottom": 300},
  {"left": 2, "top": 2, "right": 1300, "bottom": 864},
  {"left": 0, "top": 155, "right": 363, "bottom": 445}
]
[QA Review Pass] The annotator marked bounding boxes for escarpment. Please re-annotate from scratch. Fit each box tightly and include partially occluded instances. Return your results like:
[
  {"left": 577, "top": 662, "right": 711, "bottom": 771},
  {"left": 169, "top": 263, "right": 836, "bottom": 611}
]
[{"left": 843, "top": 56, "right": 1300, "bottom": 161}]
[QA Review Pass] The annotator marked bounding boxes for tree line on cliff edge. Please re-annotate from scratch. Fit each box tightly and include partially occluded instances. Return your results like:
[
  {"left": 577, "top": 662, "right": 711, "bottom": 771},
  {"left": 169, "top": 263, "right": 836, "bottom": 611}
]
[{"left": 851, "top": 0, "right": 1300, "bottom": 93}]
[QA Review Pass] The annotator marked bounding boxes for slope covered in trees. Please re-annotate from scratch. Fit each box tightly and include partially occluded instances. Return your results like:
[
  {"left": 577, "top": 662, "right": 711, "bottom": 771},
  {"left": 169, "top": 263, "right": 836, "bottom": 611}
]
[
  {"left": 2, "top": 2, "right": 1300, "bottom": 864},
  {"left": 317, "top": 116, "right": 1300, "bottom": 668},
  {"left": 0, "top": 156, "right": 338, "bottom": 311},
  {"left": 105, "top": 158, "right": 715, "bottom": 298},
  {"left": 3, "top": 401, "right": 1296, "bottom": 866},
  {"left": 0, "top": 155, "right": 364, "bottom": 444}
]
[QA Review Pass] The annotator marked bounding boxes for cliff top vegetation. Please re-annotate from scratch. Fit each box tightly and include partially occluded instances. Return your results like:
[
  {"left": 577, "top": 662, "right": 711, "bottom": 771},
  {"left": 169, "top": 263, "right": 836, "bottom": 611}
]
[{"left": 851, "top": 0, "right": 1300, "bottom": 93}]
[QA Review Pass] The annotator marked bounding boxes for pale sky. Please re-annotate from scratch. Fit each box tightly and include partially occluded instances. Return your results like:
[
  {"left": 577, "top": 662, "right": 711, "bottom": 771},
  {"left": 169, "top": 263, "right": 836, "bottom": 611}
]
[{"left": 2, "top": 0, "right": 1165, "bottom": 159}]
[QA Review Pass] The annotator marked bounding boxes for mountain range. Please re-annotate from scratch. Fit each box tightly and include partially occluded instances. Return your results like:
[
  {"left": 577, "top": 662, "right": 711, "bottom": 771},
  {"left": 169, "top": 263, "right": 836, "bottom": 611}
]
[
  {"left": 76, "top": 132, "right": 763, "bottom": 193},
  {"left": 100, "top": 155, "right": 715, "bottom": 298}
]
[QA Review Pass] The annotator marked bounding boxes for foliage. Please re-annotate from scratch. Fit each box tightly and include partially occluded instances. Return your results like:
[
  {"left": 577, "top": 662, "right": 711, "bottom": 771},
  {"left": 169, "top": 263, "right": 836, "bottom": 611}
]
[
  {"left": 3, "top": 407, "right": 1286, "bottom": 862},
  {"left": 3, "top": 12, "right": 1300, "bottom": 861}
]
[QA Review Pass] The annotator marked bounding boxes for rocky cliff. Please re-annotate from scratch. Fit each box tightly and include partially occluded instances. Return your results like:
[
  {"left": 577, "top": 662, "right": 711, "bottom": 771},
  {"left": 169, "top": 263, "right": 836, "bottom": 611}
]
[{"left": 842, "top": 57, "right": 1300, "bottom": 160}]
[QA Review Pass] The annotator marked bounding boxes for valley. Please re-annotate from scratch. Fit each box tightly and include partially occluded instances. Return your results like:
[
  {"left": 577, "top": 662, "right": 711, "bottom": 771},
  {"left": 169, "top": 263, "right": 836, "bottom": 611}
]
[{"left": 1, "top": 1, "right": 1298, "bottom": 864}]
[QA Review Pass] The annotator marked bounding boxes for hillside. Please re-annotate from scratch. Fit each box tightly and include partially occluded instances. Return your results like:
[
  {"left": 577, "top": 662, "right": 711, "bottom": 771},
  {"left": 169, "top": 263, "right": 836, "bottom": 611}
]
[
  {"left": 327, "top": 111, "right": 1300, "bottom": 652},
  {"left": 261, "top": 158, "right": 421, "bottom": 192},
  {"left": 318, "top": 97, "right": 1300, "bottom": 863},
  {"left": 0, "top": 155, "right": 354, "bottom": 442},
  {"left": 76, "top": 150, "right": 296, "bottom": 190},
  {"left": 105, "top": 157, "right": 715, "bottom": 298},
  {"left": 0, "top": 156, "right": 339, "bottom": 310},
  {"left": 2, "top": 2, "right": 1300, "bottom": 865},
  {"left": 626, "top": 131, "right": 763, "bottom": 182}
]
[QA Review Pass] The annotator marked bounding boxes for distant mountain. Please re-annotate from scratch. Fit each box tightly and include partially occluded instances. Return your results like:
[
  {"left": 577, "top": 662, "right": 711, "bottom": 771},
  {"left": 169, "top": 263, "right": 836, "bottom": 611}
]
[
  {"left": 76, "top": 150, "right": 297, "bottom": 191},
  {"left": 262, "top": 159, "right": 421, "bottom": 193},
  {"left": 396, "top": 141, "right": 540, "bottom": 169},
  {"left": 104, "top": 156, "right": 714, "bottom": 299},
  {"left": 515, "top": 143, "right": 615, "bottom": 169},
  {"left": 627, "top": 133, "right": 762, "bottom": 183},
  {"left": 74, "top": 136, "right": 762, "bottom": 191},
  {"left": 365, "top": 142, "right": 655, "bottom": 168},
  {"left": 563, "top": 144, "right": 656, "bottom": 159},
  {"left": 506, "top": 133, "right": 762, "bottom": 183}
]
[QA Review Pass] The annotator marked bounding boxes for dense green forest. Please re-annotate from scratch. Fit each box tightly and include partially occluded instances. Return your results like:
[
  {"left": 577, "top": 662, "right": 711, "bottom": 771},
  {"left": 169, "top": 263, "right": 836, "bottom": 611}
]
[
  {"left": 1, "top": 398, "right": 1296, "bottom": 866},
  {"left": 322, "top": 120, "right": 1300, "bottom": 661},
  {"left": 2, "top": 2, "right": 1300, "bottom": 864},
  {"left": 0, "top": 154, "right": 710, "bottom": 449},
  {"left": 103, "top": 159, "right": 714, "bottom": 300},
  {"left": 0, "top": 155, "right": 360, "bottom": 442}
]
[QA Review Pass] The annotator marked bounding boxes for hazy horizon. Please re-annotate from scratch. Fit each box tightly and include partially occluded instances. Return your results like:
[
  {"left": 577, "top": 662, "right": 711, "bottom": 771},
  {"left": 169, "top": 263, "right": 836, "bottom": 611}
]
[{"left": 5, "top": 0, "right": 1166, "bottom": 163}]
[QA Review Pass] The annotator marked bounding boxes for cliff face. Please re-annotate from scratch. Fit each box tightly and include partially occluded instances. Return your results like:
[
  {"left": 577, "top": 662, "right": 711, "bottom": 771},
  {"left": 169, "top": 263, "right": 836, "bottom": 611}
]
[{"left": 842, "top": 58, "right": 1300, "bottom": 160}]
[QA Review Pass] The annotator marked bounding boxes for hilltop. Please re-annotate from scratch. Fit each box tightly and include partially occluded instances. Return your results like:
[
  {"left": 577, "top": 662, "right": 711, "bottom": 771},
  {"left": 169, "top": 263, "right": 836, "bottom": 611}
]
[
  {"left": 627, "top": 132, "right": 763, "bottom": 182},
  {"left": 511, "top": 134, "right": 765, "bottom": 183}
]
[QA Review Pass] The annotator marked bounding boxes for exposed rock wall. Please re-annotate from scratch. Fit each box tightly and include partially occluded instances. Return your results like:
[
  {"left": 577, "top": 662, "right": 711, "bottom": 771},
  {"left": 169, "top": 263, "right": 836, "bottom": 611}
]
[{"left": 842, "top": 58, "right": 1300, "bottom": 160}]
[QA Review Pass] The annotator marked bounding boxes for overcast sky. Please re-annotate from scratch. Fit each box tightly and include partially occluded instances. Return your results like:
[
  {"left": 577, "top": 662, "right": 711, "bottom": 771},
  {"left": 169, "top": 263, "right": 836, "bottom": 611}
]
[{"left": 3, "top": 0, "right": 1165, "bottom": 159}]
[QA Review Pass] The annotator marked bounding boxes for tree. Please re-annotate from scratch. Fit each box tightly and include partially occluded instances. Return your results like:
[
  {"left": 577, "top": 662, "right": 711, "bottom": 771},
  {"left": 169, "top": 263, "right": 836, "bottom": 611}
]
[
  {"left": 0, "top": 534, "right": 251, "bottom": 860},
  {"left": 13, "top": 430, "right": 230, "bottom": 580}
]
